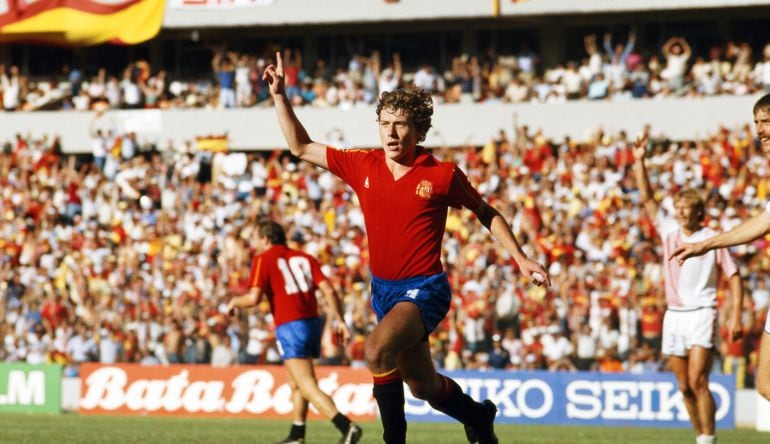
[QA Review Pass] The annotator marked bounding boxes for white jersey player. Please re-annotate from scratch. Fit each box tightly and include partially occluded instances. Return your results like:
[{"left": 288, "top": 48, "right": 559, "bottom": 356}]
[
  {"left": 634, "top": 134, "right": 744, "bottom": 444},
  {"left": 670, "top": 93, "right": 770, "bottom": 410}
]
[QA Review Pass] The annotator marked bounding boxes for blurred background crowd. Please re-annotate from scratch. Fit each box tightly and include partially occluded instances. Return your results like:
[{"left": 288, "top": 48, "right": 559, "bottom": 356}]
[
  {"left": 2, "top": 32, "right": 770, "bottom": 112},
  {"left": 1, "top": 115, "right": 768, "bottom": 389}
]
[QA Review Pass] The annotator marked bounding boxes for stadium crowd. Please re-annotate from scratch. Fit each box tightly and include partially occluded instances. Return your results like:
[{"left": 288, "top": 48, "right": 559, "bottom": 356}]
[
  {"left": 3, "top": 34, "right": 770, "bottom": 111},
  {"left": 0, "top": 118, "right": 768, "bottom": 388}
]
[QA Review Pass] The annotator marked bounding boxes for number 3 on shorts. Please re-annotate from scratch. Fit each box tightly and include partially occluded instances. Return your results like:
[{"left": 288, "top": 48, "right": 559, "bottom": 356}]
[{"left": 406, "top": 289, "right": 419, "bottom": 299}]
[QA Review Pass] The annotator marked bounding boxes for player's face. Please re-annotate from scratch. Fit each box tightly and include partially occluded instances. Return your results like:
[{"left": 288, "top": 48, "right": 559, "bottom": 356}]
[
  {"left": 755, "top": 108, "right": 770, "bottom": 154},
  {"left": 674, "top": 201, "right": 702, "bottom": 231},
  {"left": 254, "top": 234, "right": 269, "bottom": 252},
  {"left": 378, "top": 107, "right": 419, "bottom": 163}
]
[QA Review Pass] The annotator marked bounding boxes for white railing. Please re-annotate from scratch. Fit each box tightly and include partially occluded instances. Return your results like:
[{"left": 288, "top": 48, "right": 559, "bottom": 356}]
[{"left": 0, "top": 95, "right": 761, "bottom": 153}]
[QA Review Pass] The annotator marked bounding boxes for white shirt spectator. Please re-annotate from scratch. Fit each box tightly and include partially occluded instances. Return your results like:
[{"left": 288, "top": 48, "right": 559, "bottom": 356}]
[
  {"left": 25, "top": 332, "right": 51, "bottom": 365},
  {"left": 752, "top": 281, "right": 770, "bottom": 312},
  {"left": 67, "top": 333, "right": 96, "bottom": 363},
  {"left": 211, "top": 341, "right": 236, "bottom": 367},
  {"left": 106, "top": 79, "right": 121, "bottom": 107},
  {"left": 2, "top": 73, "right": 20, "bottom": 110},
  {"left": 413, "top": 66, "right": 437, "bottom": 92},
  {"left": 99, "top": 333, "right": 120, "bottom": 363},
  {"left": 541, "top": 330, "right": 574, "bottom": 362},
  {"left": 575, "top": 330, "right": 598, "bottom": 359},
  {"left": 121, "top": 78, "right": 141, "bottom": 107}
]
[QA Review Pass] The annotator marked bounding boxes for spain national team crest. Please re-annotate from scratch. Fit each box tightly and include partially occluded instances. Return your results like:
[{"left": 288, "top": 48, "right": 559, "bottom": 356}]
[{"left": 416, "top": 179, "right": 433, "bottom": 200}]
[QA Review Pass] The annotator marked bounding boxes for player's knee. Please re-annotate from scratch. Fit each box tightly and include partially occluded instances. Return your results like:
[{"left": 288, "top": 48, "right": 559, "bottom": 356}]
[
  {"left": 687, "top": 372, "right": 708, "bottom": 393},
  {"left": 677, "top": 380, "right": 693, "bottom": 396},
  {"left": 364, "top": 336, "right": 393, "bottom": 370}
]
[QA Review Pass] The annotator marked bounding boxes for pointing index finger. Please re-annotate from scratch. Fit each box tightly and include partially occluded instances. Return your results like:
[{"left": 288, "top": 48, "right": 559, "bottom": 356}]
[{"left": 275, "top": 51, "right": 283, "bottom": 75}]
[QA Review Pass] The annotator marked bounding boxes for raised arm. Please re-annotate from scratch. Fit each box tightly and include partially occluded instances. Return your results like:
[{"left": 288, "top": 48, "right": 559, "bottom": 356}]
[
  {"left": 263, "top": 51, "right": 328, "bottom": 168},
  {"left": 662, "top": 38, "right": 676, "bottom": 57},
  {"left": 621, "top": 32, "right": 636, "bottom": 63},
  {"left": 584, "top": 34, "right": 598, "bottom": 56},
  {"left": 631, "top": 134, "right": 660, "bottom": 218},
  {"left": 603, "top": 33, "right": 614, "bottom": 58},
  {"left": 392, "top": 52, "right": 402, "bottom": 80},
  {"left": 670, "top": 210, "right": 770, "bottom": 264}
]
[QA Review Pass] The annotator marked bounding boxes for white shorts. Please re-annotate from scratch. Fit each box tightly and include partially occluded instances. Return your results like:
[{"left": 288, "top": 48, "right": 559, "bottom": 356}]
[{"left": 661, "top": 307, "right": 717, "bottom": 357}]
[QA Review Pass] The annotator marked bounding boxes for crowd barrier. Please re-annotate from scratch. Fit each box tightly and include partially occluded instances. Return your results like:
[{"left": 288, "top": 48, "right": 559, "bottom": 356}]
[
  {"left": 0, "top": 95, "right": 761, "bottom": 153},
  {"left": 72, "top": 363, "right": 737, "bottom": 429}
]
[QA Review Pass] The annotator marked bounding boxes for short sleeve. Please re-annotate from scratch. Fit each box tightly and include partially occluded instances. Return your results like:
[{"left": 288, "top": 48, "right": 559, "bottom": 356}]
[
  {"left": 326, "top": 147, "right": 369, "bottom": 190},
  {"left": 248, "top": 256, "right": 267, "bottom": 289},
  {"left": 308, "top": 255, "right": 327, "bottom": 286},
  {"left": 447, "top": 167, "right": 484, "bottom": 211}
]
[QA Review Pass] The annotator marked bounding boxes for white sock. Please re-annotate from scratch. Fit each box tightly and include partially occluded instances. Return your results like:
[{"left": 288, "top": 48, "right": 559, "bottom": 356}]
[{"left": 696, "top": 435, "right": 715, "bottom": 444}]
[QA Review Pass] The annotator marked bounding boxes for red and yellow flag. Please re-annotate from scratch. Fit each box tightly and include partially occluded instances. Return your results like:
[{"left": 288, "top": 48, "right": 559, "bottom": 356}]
[
  {"left": 195, "top": 135, "right": 228, "bottom": 153},
  {"left": 0, "top": 0, "right": 165, "bottom": 46}
]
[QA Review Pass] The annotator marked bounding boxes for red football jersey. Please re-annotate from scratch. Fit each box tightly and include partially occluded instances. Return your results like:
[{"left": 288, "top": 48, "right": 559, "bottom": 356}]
[
  {"left": 248, "top": 245, "right": 326, "bottom": 326},
  {"left": 327, "top": 146, "right": 483, "bottom": 280}
]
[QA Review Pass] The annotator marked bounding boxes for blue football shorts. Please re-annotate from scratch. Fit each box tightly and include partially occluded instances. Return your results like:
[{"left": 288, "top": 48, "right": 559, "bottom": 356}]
[
  {"left": 275, "top": 317, "right": 322, "bottom": 359},
  {"left": 370, "top": 272, "right": 452, "bottom": 340}
]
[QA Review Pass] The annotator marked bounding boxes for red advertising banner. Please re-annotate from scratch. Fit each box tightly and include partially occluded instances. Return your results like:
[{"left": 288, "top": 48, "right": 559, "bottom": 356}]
[{"left": 78, "top": 363, "right": 377, "bottom": 420}]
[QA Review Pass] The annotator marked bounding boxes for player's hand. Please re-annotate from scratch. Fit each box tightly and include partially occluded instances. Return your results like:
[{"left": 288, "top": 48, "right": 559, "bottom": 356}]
[
  {"left": 728, "top": 316, "right": 744, "bottom": 344},
  {"left": 226, "top": 301, "right": 238, "bottom": 317},
  {"left": 519, "top": 257, "right": 551, "bottom": 287},
  {"left": 262, "top": 51, "right": 286, "bottom": 98},
  {"left": 668, "top": 241, "right": 707, "bottom": 265},
  {"left": 632, "top": 134, "right": 648, "bottom": 162},
  {"left": 334, "top": 321, "right": 351, "bottom": 344}
]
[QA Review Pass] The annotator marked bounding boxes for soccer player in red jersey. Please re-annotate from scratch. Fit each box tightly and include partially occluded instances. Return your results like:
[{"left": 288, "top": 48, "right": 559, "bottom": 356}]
[
  {"left": 227, "top": 220, "right": 362, "bottom": 444},
  {"left": 264, "top": 51, "right": 550, "bottom": 444}
]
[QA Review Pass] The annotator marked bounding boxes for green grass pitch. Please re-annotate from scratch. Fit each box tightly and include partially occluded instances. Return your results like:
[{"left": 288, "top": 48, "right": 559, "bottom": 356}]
[{"left": 0, "top": 413, "right": 767, "bottom": 443}]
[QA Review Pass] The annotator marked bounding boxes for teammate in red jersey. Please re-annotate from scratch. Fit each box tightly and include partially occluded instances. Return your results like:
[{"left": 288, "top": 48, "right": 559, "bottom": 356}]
[
  {"left": 264, "top": 51, "right": 549, "bottom": 444},
  {"left": 227, "top": 220, "right": 362, "bottom": 444}
]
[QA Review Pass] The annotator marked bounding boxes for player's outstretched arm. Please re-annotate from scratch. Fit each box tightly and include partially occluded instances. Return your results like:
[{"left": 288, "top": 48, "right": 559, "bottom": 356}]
[
  {"left": 669, "top": 210, "right": 770, "bottom": 264},
  {"left": 631, "top": 134, "right": 659, "bottom": 217},
  {"left": 227, "top": 287, "right": 262, "bottom": 314},
  {"left": 475, "top": 201, "right": 551, "bottom": 287},
  {"left": 264, "top": 51, "right": 328, "bottom": 169}
]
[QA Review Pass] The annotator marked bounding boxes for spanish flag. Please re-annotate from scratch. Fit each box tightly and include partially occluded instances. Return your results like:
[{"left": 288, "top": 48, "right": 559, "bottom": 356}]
[
  {"left": 0, "top": 0, "right": 164, "bottom": 46},
  {"left": 195, "top": 135, "right": 228, "bottom": 153}
]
